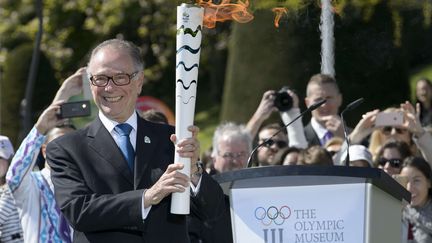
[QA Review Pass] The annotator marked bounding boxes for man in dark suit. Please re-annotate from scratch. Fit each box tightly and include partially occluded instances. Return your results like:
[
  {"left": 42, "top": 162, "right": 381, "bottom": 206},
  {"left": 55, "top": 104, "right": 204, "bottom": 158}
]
[
  {"left": 46, "top": 39, "right": 228, "bottom": 242},
  {"left": 304, "top": 74, "right": 344, "bottom": 147}
]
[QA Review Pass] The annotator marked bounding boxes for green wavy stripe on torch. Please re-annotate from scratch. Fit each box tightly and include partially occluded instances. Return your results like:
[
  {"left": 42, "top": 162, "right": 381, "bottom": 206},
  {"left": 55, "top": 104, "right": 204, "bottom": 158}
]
[
  {"left": 176, "top": 62, "right": 199, "bottom": 71},
  {"left": 177, "top": 25, "right": 202, "bottom": 37},
  {"left": 176, "top": 45, "right": 201, "bottom": 54},
  {"left": 176, "top": 95, "right": 196, "bottom": 104},
  {"left": 177, "top": 79, "right": 197, "bottom": 90}
]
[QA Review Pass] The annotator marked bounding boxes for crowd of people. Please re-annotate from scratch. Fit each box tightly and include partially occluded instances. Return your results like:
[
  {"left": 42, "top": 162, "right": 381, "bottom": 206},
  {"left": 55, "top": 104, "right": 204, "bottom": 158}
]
[
  {"left": 0, "top": 39, "right": 432, "bottom": 243},
  {"left": 204, "top": 74, "right": 432, "bottom": 243}
]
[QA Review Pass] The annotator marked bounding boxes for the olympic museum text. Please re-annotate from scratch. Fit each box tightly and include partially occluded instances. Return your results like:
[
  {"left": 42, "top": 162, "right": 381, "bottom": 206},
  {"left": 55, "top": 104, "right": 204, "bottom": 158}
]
[{"left": 293, "top": 209, "right": 344, "bottom": 243}]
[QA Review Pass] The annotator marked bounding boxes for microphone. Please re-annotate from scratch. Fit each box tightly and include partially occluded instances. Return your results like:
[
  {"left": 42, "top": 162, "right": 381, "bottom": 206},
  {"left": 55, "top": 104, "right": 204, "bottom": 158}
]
[
  {"left": 340, "top": 98, "right": 364, "bottom": 166},
  {"left": 343, "top": 97, "right": 364, "bottom": 112},
  {"left": 246, "top": 99, "right": 326, "bottom": 168}
]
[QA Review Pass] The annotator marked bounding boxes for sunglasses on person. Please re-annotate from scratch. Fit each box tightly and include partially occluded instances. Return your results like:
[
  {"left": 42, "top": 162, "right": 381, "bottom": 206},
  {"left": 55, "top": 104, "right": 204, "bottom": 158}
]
[
  {"left": 378, "top": 158, "right": 402, "bottom": 168},
  {"left": 381, "top": 126, "right": 408, "bottom": 135},
  {"left": 261, "top": 139, "right": 288, "bottom": 148}
]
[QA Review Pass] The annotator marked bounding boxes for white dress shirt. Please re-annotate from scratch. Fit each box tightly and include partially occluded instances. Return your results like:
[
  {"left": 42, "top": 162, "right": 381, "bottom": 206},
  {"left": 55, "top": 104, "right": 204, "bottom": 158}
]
[
  {"left": 98, "top": 111, "right": 202, "bottom": 220},
  {"left": 98, "top": 111, "right": 151, "bottom": 220},
  {"left": 311, "top": 117, "right": 330, "bottom": 143}
]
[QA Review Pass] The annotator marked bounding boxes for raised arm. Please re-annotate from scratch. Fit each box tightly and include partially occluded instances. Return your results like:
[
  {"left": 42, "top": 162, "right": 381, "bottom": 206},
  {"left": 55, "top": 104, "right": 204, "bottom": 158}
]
[
  {"left": 280, "top": 89, "right": 308, "bottom": 149},
  {"left": 246, "top": 90, "right": 277, "bottom": 139},
  {"left": 52, "top": 67, "right": 86, "bottom": 103},
  {"left": 6, "top": 102, "right": 63, "bottom": 193},
  {"left": 401, "top": 101, "right": 432, "bottom": 163}
]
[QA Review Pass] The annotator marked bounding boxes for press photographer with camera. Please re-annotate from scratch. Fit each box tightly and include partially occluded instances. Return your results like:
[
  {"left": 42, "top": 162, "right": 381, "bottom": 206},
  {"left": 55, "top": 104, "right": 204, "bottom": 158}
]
[{"left": 246, "top": 87, "right": 308, "bottom": 166}]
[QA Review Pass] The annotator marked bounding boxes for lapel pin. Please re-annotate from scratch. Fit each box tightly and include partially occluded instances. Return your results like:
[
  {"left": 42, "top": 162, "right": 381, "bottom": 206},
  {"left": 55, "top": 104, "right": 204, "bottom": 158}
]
[{"left": 144, "top": 136, "right": 151, "bottom": 144}]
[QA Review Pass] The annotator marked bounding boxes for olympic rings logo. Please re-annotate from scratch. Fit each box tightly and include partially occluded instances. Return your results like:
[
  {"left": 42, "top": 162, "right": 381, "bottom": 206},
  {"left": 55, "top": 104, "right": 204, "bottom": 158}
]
[{"left": 254, "top": 206, "right": 291, "bottom": 226}]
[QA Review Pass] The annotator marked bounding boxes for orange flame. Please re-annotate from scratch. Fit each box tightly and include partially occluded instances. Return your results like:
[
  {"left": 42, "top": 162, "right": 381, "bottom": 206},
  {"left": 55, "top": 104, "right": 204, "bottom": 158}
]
[
  {"left": 196, "top": 0, "right": 254, "bottom": 29},
  {"left": 272, "top": 7, "right": 287, "bottom": 28}
]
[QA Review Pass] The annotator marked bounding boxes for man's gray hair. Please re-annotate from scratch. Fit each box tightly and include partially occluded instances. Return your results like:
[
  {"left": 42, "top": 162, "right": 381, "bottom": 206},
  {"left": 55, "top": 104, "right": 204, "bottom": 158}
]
[
  {"left": 211, "top": 122, "right": 252, "bottom": 157},
  {"left": 89, "top": 39, "right": 144, "bottom": 71}
]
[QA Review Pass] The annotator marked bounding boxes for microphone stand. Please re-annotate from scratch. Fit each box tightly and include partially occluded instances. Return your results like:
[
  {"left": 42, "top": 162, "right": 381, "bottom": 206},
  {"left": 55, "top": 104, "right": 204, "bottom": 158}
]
[
  {"left": 340, "top": 110, "right": 350, "bottom": 167},
  {"left": 246, "top": 99, "right": 326, "bottom": 168},
  {"left": 340, "top": 98, "right": 364, "bottom": 166}
]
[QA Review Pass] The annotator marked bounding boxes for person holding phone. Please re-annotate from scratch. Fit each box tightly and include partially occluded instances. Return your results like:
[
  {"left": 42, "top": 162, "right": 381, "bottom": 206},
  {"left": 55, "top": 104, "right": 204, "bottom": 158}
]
[
  {"left": 5, "top": 68, "right": 86, "bottom": 242},
  {"left": 348, "top": 102, "right": 432, "bottom": 165}
]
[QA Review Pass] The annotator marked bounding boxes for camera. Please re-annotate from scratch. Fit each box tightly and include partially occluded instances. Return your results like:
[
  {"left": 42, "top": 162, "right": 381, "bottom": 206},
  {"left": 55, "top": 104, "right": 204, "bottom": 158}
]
[
  {"left": 57, "top": 100, "right": 91, "bottom": 119},
  {"left": 273, "top": 86, "right": 293, "bottom": 112}
]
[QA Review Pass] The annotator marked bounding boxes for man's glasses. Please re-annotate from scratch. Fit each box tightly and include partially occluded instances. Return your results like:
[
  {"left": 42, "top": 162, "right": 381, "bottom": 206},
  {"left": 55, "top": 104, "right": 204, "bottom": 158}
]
[
  {"left": 378, "top": 157, "right": 402, "bottom": 168},
  {"left": 381, "top": 126, "right": 408, "bottom": 135},
  {"left": 89, "top": 72, "right": 139, "bottom": 87},
  {"left": 261, "top": 139, "right": 288, "bottom": 149},
  {"left": 218, "top": 152, "right": 247, "bottom": 160}
]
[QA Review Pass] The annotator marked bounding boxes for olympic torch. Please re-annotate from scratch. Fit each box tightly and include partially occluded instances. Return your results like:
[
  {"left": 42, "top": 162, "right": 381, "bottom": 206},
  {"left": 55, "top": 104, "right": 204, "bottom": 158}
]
[{"left": 171, "top": 3, "right": 204, "bottom": 215}]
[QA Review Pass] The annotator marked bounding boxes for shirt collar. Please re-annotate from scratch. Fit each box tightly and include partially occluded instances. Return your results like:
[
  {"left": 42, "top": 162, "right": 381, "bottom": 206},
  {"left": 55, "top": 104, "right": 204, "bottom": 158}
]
[
  {"left": 98, "top": 111, "right": 138, "bottom": 134},
  {"left": 311, "top": 117, "right": 328, "bottom": 139}
]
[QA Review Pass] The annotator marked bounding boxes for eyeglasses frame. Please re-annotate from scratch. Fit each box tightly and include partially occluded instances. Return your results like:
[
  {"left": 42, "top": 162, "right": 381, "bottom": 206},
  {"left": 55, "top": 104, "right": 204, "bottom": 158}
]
[{"left": 89, "top": 71, "right": 140, "bottom": 87}]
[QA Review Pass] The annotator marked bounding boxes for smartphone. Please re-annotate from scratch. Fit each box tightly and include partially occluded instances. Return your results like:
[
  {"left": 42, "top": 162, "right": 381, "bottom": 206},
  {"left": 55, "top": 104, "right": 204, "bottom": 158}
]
[
  {"left": 375, "top": 111, "right": 403, "bottom": 127},
  {"left": 58, "top": 101, "right": 91, "bottom": 119}
]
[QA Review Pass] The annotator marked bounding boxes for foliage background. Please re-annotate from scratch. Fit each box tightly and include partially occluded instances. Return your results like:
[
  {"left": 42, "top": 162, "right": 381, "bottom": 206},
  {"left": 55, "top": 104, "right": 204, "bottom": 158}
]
[{"left": 1, "top": 0, "right": 432, "bottom": 152}]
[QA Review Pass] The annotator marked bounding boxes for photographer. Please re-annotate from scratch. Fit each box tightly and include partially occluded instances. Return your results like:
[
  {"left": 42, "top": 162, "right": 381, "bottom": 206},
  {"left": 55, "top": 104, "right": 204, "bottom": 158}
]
[{"left": 246, "top": 88, "right": 308, "bottom": 166}]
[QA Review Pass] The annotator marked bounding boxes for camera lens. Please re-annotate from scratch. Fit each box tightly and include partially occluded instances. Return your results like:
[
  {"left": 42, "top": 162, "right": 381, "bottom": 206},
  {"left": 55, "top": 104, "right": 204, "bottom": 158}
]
[{"left": 274, "top": 89, "right": 293, "bottom": 112}]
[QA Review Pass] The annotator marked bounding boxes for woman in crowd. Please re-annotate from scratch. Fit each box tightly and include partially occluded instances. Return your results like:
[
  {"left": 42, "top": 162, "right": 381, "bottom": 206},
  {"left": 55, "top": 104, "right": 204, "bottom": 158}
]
[
  {"left": 5, "top": 67, "right": 85, "bottom": 242},
  {"left": 281, "top": 147, "right": 302, "bottom": 165},
  {"left": 374, "top": 140, "right": 412, "bottom": 176},
  {"left": 348, "top": 102, "right": 432, "bottom": 164},
  {"left": 297, "top": 146, "right": 333, "bottom": 166},
  {"left": 401, "top": 156, "right": 432, "bottom": 243},
  {"left": 416, "top": 78, "right": 432, "bottom": 127}
]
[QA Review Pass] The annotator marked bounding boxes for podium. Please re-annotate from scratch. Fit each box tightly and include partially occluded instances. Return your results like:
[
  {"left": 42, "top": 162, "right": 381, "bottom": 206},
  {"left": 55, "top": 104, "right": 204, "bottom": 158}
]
[{"left": 212, "top": 166, "right": 410, "bottom": 243}]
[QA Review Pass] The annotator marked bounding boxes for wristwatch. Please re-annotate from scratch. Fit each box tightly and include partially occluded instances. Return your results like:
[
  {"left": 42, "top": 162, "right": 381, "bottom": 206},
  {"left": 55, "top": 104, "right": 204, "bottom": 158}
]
[{"left": 192, "top": 161, "right": 203, "bottom": 179}]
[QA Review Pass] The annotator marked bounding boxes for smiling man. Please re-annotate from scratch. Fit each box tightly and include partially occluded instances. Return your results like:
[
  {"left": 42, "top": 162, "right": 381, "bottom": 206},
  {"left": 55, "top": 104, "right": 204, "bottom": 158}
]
[{"left": 46, "top": 39, "right": 227, "bottom": 243}]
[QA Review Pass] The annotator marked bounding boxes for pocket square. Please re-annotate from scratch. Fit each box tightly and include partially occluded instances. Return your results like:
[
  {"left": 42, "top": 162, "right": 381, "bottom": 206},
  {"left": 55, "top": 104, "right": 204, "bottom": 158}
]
[{"left": 144, "top": 136, "right": 151, "bottom": 144}]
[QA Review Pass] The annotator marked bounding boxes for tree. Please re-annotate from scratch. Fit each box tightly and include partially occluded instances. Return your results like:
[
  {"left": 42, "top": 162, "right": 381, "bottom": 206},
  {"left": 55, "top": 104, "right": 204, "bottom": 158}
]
[
  {"left": 221, "top": 0, "right": 432, "bottom": 127},
  {"left": 1, "top": 43, "right": 57, "bottom": 145}
]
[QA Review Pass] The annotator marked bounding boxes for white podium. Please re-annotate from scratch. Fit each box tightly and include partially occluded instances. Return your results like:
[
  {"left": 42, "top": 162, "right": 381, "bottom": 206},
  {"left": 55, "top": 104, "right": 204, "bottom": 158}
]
[{"left": 213, "top": 166, "right": 410, "bottom": 243}]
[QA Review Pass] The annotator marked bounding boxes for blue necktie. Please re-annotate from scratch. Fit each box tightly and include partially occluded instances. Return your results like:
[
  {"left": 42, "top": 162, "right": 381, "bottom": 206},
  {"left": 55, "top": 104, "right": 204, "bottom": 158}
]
[{"left": 115, "top": 123, "right": 135, "bottom": 172}]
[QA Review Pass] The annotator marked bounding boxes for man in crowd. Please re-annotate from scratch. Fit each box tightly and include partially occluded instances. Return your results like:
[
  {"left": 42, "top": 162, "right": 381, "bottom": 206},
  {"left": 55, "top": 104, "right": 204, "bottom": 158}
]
[
  {"left": 210, "top": 122, "right": 252, "bottom": 173},
  {"left": 304, "top": 74, "right": 344, "bottom": 146},
  {"left": 256, "top": 123, "right": 288, "bottom": 166},
  {"left": 46, "top": 39, "right": 227, "bottom": 242}
]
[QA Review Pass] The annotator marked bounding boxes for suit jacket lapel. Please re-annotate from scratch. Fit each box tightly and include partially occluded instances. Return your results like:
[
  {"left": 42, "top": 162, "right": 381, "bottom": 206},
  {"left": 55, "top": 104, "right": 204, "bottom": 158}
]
[
  {"left": 305, "top": 122, "right": 321, "bottom": 146},
  {"left": 87, "top": 117, "right": 134, "bottom": 185},
  {"left": 135, "top": 118, "right": 156, "bottom": 189}
]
